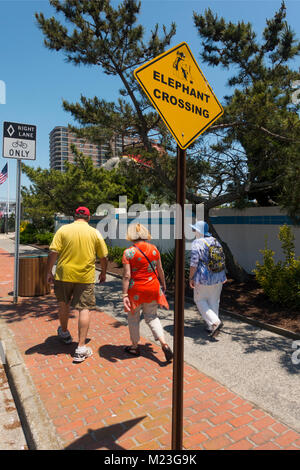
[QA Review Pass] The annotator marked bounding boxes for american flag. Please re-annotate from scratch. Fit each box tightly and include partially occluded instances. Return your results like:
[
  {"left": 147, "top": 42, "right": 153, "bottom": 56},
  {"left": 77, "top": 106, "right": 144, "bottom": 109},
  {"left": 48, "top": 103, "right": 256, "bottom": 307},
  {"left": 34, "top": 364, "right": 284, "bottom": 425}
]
[{"left": 0, "top": 163, "right": 8, "bottom": 185}]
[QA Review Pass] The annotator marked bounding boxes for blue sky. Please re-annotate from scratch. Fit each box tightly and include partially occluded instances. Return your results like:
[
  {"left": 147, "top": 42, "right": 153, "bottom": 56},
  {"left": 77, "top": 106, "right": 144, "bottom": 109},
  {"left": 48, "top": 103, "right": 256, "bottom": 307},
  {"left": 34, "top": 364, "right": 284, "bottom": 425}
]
[{"left": 0, "top": 0, "right": 299, "bottom": 202}]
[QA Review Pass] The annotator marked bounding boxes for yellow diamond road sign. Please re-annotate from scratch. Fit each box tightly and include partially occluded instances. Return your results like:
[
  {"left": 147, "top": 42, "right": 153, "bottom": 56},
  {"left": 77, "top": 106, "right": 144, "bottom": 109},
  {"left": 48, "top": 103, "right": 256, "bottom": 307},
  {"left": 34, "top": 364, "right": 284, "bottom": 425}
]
[{"left": 134, "top": 42, "right": 223, "bottom": 149}]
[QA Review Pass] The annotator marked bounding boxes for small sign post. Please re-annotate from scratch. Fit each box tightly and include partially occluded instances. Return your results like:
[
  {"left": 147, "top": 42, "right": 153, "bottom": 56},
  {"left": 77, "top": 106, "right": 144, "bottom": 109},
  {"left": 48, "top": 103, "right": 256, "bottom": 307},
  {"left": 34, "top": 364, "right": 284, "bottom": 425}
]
[
  {"left": 3, "top": 121, "right": 36, "bottom": 303},
  {"left": 14, "top": 159, "right": 22, "bottom": 304},
  {"left": 134, "top": 42, "right": 223, "bottom": 449}
]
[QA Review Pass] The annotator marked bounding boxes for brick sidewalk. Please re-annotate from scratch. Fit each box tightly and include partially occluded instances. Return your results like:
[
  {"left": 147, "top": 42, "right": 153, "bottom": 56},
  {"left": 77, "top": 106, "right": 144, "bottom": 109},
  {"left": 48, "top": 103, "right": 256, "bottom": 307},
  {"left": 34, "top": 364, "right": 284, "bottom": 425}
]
[{"left": 0, "top": 248, "right": 300, "bottom": 450}]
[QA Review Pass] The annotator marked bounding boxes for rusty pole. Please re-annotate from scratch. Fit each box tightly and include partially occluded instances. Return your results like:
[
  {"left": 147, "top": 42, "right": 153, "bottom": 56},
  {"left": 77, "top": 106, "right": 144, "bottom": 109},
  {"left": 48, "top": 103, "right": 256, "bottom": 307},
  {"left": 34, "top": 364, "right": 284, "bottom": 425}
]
[{"left": 171, "top": 145, "right": 186, "bottom": 450}]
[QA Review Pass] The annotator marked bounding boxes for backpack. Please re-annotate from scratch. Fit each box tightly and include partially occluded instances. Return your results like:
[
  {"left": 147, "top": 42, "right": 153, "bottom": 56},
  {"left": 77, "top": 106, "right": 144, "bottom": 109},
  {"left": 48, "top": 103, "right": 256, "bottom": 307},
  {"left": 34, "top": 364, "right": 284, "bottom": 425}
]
[{"left": 204, "top": 239, "right": 226, "bottom": 273}]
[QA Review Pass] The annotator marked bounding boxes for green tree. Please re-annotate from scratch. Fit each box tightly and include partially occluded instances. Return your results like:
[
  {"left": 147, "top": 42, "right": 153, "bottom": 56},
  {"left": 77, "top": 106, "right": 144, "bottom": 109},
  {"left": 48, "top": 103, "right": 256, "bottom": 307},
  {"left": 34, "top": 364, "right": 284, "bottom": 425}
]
[
  {"left": 35, "top": 0, "right": 300, "bottom": 281},
  {"left": 22, "top": 147, "right": 147, "bottom": 219},
  {"left": 185, "top": 1, "right": 300, "bottom": 280},
  {"left": 254, "top": 225, "right": 300, "bottom": 307},
  {"left": 193, "top": 1, "right": 300, "bottom": 210},
  {"left": 36, "top": 0, "right": 175, "bottom": 158}
]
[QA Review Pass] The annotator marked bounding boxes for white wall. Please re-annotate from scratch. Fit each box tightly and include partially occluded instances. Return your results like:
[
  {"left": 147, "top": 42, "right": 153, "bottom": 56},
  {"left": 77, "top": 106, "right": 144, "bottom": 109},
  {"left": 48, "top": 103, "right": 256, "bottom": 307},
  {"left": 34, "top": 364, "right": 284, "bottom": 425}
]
[
  {"left": 55, "top": 207, "right": 300, "bottom": 273},
  {"left": 210, "top": 207, "right": 300, "bottom": 273}
]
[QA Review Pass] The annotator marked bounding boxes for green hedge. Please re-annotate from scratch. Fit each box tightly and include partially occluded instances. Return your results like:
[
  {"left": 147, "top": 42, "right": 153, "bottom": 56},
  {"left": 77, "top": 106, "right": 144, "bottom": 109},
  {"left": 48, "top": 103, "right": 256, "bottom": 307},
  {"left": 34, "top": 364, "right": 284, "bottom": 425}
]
[
  {"left": 20, "top": 223, "right": 54, "bottom": 246},
  {"left": 254, "top": 225, "right": 300, "bottom": 307},
  {"left": 160, "top": 248, "right": 190, "bottom": 287},
  {"left": 107, "top": 246, "right": 124, "bottom": 267}
]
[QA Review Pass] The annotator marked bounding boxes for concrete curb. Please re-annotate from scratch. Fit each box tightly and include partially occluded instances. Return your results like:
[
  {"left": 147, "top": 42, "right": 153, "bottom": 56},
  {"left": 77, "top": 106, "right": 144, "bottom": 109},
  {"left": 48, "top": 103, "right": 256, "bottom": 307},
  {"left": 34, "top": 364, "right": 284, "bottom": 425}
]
[
  {"left": 106, "top": 270, "right": 122, "bottom": 279},
  {"left": 220, "top": 308, "right": 300, "bottom": 341},
  {"left": 0, "top": 319, "right": 63, "bottom": 450}
]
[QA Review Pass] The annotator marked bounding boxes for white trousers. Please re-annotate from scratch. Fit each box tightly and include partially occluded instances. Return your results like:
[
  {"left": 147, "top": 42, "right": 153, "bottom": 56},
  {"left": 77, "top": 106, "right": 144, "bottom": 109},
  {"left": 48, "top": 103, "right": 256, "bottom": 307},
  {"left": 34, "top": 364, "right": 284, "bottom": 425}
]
[
  {"left": 127, "top": 301, "right": 165, "bottom": 345},
  {"left": 194, "top": 283, "right": 223, "bottom": 329}
]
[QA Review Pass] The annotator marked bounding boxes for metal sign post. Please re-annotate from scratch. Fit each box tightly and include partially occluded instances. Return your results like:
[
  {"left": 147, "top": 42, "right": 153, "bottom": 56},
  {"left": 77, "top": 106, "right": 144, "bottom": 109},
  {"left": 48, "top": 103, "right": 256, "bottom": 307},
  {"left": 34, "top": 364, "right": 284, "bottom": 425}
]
[
  {"left": 2, "top": 121, "right": 36, "bottom": 304},
  {"left": 13, "top": 160, "right": 21, "bottom": 304},
  {"left": 171, "top": 146, "right": 186, "bottom": 450},
  {"left": 134, "top": 43, "right": 223, "bottom": 451}
]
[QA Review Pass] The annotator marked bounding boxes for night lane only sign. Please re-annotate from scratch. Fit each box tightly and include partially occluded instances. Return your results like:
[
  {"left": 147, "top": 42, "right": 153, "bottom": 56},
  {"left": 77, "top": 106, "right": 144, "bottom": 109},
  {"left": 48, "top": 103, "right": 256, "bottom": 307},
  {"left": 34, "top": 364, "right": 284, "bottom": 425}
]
[
  {"left": 3, "top": 121, "right": 36, "bottom": 160},
  {"left": 134, "top": 42, "right": 223, "bottom": 149}
]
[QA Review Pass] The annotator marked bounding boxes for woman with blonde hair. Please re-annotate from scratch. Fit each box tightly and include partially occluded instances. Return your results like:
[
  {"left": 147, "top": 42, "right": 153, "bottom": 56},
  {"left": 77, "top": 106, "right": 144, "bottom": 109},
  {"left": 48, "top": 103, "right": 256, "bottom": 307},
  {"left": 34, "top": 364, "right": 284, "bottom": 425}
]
[{"left": 122, "top": 223, "right": 173, "bottom": 361}]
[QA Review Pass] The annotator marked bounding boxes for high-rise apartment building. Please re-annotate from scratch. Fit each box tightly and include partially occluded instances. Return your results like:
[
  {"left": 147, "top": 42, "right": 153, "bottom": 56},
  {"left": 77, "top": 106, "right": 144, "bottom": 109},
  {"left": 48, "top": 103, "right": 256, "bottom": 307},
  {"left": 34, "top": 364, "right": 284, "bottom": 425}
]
[{"left": 49, "top": 126, "right": 129, "bottom": 171}]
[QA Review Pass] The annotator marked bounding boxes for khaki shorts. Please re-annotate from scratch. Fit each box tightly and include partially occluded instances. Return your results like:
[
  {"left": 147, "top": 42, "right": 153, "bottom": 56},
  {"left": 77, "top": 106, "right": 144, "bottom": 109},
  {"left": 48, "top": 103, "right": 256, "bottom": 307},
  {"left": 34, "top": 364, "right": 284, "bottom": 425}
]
[{"left": 54, "top": 281, "right": 96, "bottom": 310}]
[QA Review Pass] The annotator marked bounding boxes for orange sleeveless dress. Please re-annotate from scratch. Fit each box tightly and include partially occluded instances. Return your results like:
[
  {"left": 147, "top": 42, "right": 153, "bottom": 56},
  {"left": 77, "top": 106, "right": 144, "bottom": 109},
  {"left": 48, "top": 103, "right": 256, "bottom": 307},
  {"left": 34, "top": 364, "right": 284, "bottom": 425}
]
[{"left": 122, "top": 241, "right": 169, "bottom": 312}]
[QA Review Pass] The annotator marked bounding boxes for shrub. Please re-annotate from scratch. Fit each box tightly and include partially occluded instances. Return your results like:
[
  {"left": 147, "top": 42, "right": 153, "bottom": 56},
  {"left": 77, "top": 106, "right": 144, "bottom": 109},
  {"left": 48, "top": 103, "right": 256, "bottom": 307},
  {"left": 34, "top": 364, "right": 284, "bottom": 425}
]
[
  {"left": 35, "top": 232, "right": 54, "bottom": 245},
  {"left": 254, "top": 225, "right": 300, "bottom": 307},
  {"left": 20, "top": 222, "right": 54, "bottom": 246},
  {"left": 107, "top": 246, "right": 125, "bottom": 268},
  {"left": 20, "top": 223, "right": 37, "bottom": 244},
  {"left": 8, "top": 214, "right": 15, "bottom": 231},
  {"left": 20, "top": 220, "right": 30, "bottom": 233},
  {"left": 160, "top": 248, "right": 190, "bottom": 287}
]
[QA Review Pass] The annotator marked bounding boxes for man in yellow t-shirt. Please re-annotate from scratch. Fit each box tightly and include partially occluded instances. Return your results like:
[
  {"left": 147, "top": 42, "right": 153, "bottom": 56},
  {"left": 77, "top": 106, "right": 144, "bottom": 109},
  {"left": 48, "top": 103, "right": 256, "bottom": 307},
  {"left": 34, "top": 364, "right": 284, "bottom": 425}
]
[{"left": 46, "top": 206, "right": 108, "bottom": 363}]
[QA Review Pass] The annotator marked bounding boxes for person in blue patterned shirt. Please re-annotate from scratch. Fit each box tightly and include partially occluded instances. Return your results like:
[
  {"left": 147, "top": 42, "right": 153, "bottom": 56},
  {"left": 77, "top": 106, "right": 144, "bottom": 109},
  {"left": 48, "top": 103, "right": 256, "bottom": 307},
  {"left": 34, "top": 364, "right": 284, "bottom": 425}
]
[{"left": 189, "top": 221, "right": 227, "bottom": 338}]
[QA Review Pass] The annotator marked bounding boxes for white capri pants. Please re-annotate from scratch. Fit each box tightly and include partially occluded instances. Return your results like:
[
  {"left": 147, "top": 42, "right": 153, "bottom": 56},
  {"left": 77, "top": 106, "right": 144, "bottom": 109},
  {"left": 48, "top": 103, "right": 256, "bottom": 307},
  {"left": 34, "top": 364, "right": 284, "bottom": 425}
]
[
  {"left": 194, "top": 283, "right": 223, "bottom": 329},
  {"left": 127, "top": 301, "right": 165, "bottom": 345}
]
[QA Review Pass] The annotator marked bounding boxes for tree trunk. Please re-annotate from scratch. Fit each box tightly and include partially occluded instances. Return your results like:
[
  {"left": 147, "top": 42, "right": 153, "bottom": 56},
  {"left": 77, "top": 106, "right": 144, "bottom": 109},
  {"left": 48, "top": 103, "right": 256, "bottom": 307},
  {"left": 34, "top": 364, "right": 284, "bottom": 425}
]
[
  {"left": 204, "top": 206, "right": 250, "bottom": 283},
  {"left": 109, "top": 135, "right": 117, "bottom": 159}
]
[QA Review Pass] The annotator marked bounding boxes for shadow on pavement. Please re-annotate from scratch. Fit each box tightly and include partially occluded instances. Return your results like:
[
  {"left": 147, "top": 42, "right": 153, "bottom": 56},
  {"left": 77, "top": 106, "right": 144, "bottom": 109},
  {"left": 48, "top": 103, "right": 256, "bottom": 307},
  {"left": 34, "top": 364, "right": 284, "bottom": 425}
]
[
  {"left": 24, "top": 335, "right": 89, "bottom": 358},
  {"left": 0, "top": 295, "right": 76, "bottom": 324},
  {"left": 178, "top": 316, "right": 299, "bottom": 375},
  {"left": 99, "top": 342, "right": 169, "bottom": 367},
  {"left": 164, "top": 321, "right": 219, "bottom": 345},
  {"left": 0, "top": 251, "right": 14, "bottom": 258},
  {"left": 64, "top": 416, "right": 146, "bottom": 450},
  {"left": 98, "top": 276, "right": 299, "bottom": 376},
  {"left": 227, "top": 324, "right": 300, "bottom": 375}
]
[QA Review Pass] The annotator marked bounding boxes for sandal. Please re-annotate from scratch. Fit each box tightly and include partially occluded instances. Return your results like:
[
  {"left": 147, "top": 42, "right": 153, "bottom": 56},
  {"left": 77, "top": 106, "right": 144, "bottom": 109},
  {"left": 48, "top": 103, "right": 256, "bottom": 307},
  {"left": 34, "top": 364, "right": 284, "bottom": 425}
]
[
  {"left": 162, "top": 345, "right": 173, "bottom": 362},
  {"left": 209, "top": 321, "right": 224, "bottom": 338},
  {"left": 125, "top": 345, "right": 140, "bottom": 356}
]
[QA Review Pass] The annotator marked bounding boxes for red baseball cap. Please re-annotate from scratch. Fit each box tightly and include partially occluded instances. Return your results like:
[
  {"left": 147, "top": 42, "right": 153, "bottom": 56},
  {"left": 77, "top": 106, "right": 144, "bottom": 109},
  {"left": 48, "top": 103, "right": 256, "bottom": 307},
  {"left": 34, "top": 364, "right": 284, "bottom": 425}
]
[{"left": 75, "top": 206, "right": 90, "bottom": 217}]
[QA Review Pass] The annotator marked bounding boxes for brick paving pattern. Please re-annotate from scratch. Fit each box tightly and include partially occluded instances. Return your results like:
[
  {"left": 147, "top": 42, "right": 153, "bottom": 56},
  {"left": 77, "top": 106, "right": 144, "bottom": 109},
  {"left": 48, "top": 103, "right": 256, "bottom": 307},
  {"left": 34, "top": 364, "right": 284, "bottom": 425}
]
[{"left": 0, "top": 248, "right": 300, "bottom": 450}]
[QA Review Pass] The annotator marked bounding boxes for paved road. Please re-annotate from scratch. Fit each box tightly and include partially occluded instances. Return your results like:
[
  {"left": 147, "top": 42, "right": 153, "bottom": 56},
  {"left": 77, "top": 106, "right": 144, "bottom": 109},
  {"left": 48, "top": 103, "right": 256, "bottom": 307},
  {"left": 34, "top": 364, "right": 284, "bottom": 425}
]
[{"left": 95, "top": 274, "right": 300, "bottom": 433}]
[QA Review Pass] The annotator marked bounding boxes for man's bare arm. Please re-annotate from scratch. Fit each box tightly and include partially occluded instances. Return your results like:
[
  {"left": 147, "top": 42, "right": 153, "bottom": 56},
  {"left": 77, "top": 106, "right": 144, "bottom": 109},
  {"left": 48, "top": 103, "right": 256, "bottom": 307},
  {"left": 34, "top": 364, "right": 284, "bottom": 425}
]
[
  {"left": 46, "top": 251, "right": 58, "bottom": 283},
  {"left": 98, "top": 257, "right": 108, "bottom": 283}
]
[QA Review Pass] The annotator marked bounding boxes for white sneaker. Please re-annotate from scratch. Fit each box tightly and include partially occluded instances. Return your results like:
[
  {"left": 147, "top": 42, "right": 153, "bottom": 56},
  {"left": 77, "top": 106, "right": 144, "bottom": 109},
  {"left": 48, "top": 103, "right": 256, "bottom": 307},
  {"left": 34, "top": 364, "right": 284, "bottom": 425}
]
[
  {"left": 73, "top": 346, "right": 93, "bottom": 363},
  {"left": 57, "top": 326, "right": 73, "bottom": 344}
]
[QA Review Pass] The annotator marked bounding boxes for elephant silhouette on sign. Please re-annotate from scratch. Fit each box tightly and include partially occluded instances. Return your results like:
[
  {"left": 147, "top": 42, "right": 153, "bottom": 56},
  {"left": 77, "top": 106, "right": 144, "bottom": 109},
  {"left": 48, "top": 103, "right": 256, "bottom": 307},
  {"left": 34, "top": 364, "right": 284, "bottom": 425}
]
[{"left": 173, "top": 51, "right": 193, "bottom": 83}]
